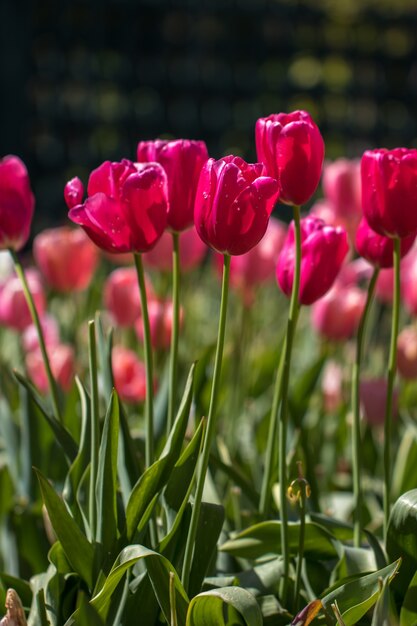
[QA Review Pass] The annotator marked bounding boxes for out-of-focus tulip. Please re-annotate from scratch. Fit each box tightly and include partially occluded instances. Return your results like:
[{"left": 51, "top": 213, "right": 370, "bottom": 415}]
[
  {"left": 0, "top": 155, "right": 35, "bottom": 251},
  {"left": 143, "top": 227, "right": 207, "bottom": 272},
  {"left": 68, "top": 160, "right": 168, "bottom": 253},
  {"left": 276, "top": 216, "right": 349, "bottom": 305},
  {"left": 336, "top": 258, "right": 373, "bottom": 287},
  {"left": 0, "top": 269, "right": 45, "bottom": 330},
  {"left": 33, "top": 226, "right": 99, "bottom": 292},
  {"left": 375, "top": 268, "right": 394, "bottom": 303},
  {"left": 322, "top": 159, "right": 361, "bottom": 220},
  {"left": 26, "top": 344, "right": 75, "bottom": 393},
  {"left": 195, "top": 155, "right": 278, "bottom": 255},
  {"left": 137, "top": 139, "right": 209, "bottom": 232},
  {"left": 311, "top": 285, "right": 366, "bottom": 341},
  {"left": 255, "top": 110, "right": 324, "bottom": 206},
  {"left": 104, "top": 267, "right": 153, "bottom": 327},
  {"left": 359, "top": 378, "right": 398, "bottom": 426},
  {"left": 361, "top": 148, "right": 417, "bottom": 238},
  {"left": 397, "top": 326, "right": 417, "bottom": 379},
  {"left": 22, "top": 314, "right": 60, "bottom": 353},
  {"left": 402, "top": 249, "right": 417, "bottom": 316},
  {"left": 311, "top": 199, "right": 358, "bottom": 243},
  {"left": 0, "top": 250, "right": 13, "bottom": 281},
  {"left": 135, "top": 299, "right": 183, "bottom": 350},
  {"left": 64, "top": 177, "right": 84, "bottom": 209},
  {"left": 355, "top": 218, "right": 415, "bottom": 269},
  {"left": 112, "top": 346, "right": 147, "bottom": 403},
  {"left": 322, "top": 360, "right": 344, "bottom": 413}
]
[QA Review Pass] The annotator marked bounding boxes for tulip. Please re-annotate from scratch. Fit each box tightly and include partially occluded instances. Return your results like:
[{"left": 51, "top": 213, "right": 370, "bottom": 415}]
[
  {"left": 33, "top": 226, "right": 99, "bottom": 292},
  {"left": 68, "top": 159, "right": 168, "bottom": 253},
  {"left": 104, "top": 267, "right": 153, "bottom": 327},
  {"left": 0, "top": 269, "right": 46, "bottom": 330},
  {"left": 355, "top": 218, "right": 415, "bottom": 269},
  {"left": 401, "top": 250, "right": 417, "bottom": 316},
  {"left": 22, "top": 314, "right": 60, "bottom": 353},
  {"left": 0, "top": 155, "right": 35, "bottom": 251},
  {"left": 322, "top": 159, "right": 361, "bottom": 220},
  {"left": 195, "top": 155, "right": 279, "bottom": 256},
  {"left": 311, "top": 284, "right": 366, "bottom": 341},
  {"left": 112, "top": 346, "right": 148, "bottom": 403},
  {"left": 359, "top": 378, "right": 398, "bottom": 427},
  {"left": 255, "top": 110, "right": 324, "bottom": 206},
  {"left": 64, "top": 177, "right": 84, "bottom": 209},
  {"left": 361, "top": 148, "right": 417, "bottom": 238},
  {"left": 276, "top": 216, "right": 349, "bottom": 305},
  {"left": 135, "top": 298, "right": 183, "bottom": 350},
  {"left": 137, "top": 139, "right": 209, "bottom": 232},
  {"left": 143, "top": 227, "right": 207, "bottom": 272},
  {"left": 322, "top": 360, "right": 344, "bottom": 413},
  {"left": 26, "top": 344, "right": 75, "bottom": 393},
  {"left": 397, "top": 326, "right": 417, "bottom": 380},
  {"left": 310, "top": 199, "right": 358, "bottom": 244}
]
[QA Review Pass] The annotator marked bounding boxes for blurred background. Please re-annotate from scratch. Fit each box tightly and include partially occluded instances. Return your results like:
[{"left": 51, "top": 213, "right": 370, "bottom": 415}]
[{"left": 1, "top": 0, "right": 417, "bottom": 229}]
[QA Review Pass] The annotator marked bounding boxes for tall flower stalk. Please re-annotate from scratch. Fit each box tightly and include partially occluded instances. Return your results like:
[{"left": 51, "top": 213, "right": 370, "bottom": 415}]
[{"left": 167, "top": 232, "right": 181, "bottom": 433}]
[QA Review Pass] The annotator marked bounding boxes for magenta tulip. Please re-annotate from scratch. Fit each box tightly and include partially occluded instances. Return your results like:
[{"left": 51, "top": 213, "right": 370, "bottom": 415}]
[
  {"left": 361, "top": 148, "right": 417, "bottom": 238},
  {"left": 255, "top": 110, "right": 324, "bottom": 206},
  {"left": 64, "top": 177, "right": 84, "bottom": 209},
  {"left": 355, "top": 217, "right": 415, "bottom": 268},
  {"left": 276, "top": 216, "right": 349, "bottom": 305},
  {"left": 137, "top": 139, "right": 209, "bottom": 232},
  {"left": 68, "top": 159, "right": 168, "bottom": 253},
  {"left": 322, "top": 159, "right": 361, "bottom": 220},
  {"left": 194, "top": 155, "right": 278, "bottom": 256},
  {"left": 0, "top": 155, "right": 35, "bottom": 251}
]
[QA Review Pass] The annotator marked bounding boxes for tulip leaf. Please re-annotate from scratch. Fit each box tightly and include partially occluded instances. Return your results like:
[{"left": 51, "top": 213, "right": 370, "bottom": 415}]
[
  {"left": 188, "top": 502, "right": 225, "bottom": 598},
  {"left": 186, "top": 587, "right": 263, "bottom": 626},
  {"left": 289, "top": 354, "right": 326, "bottom": 426},
  {"left": 371, "top": 574, "right": 392, "bottom": 626},
  {"left": 387, "top": 489, "right": 417, "bottom": 596},
  {"left": 400, "top": 568, "right": 417, "bottom": 626},
  {"left": 291, "top": 599, "right": 323, "bottom": 625}
]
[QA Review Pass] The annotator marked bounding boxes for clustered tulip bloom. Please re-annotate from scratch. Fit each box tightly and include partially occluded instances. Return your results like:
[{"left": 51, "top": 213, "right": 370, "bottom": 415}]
[
  {"left": 0, "top": 155, "right": 35, "bottom": 251},
  {"left": 137, "top": 139, "right": 209, "bottom": 232},
  {"left": 67, "top": 159, "right": 168, "bottom": 253},
  {"left": 194, "top": 156, "right": 279, "bottom": 256},
  {"left": 143, "top": 227, "right": 207, "bottom": 273},
  {"left": 311, "top": 284, "right": 366, "bottom": 341},
  {"left": 255, "top": 110, "right": 324, "bottom": 206},
  {"left": 33, "top": 226, "right": 99, "bottom": 292},
  {"left": 355, "top": 218, "right": 415, "bottom": 269},
  {"left": 276, "top": 216, "right": 349, "bottom": 305},
  {"left": 104, "top": 267, "right": 154, "bottom": 327}
]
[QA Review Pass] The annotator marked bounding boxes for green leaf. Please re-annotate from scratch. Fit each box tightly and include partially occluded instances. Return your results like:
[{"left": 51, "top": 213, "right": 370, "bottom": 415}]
[
  {"left": 221, "top": 521, "right": 342, "bottom": 561},
  {"left": 387, "top": 489, "right": 417, "bottom": 596},
  {"left": 0, "top": 573, "right": 32, "bottom": 608},
  {"left": 321, "top": 559, "right": 401, "bottom": 625},
  {"left": 35, "top": 469, "right": 94, "bottom": 589},
  {"left": 186, "top": 587, "right": 263, "bottom": 626},
  {"left": 371, "top": 575, "right": 392, "bottom": 626},
  {"left": 400, "top": 568, "right": 417, "bottom": 626},
  {"left": 95, "top": 391, "right": 119, "bottom": 555},
  {"left": 125, "top": 364, "right": 195, "bottom": 540},
  {"left": 77, "top": 592, "right": 105, "bottom": 626},
  {"left": 36, "top": 588, "right": 51, "bottom": 626},
  {"left": 289, "top": 355, "right": 325, "bottom": 426},
  {"left": 189, "top": 503, "right": 225, "bottom": 598},
  {"left": 392, "top": 426, "right": 417, "bottom": 500}
]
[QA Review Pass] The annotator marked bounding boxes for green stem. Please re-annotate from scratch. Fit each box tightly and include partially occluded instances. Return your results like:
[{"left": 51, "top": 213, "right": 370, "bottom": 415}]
[
  {"left": 181, "top": 254, "right": 231, "bottom": 593},
  {"left": 293, "top": 479, "right": 308, "bottom": 611},
  {"left": 351, "top": 267, "right": 379, "bottom": 547},
  {"left": 134, "top": 253, "right": 155, "bottom": 468},
  {"left": 9, "top": 249, "right": 62, "bottom": 422},
  {"left": 167, "top": 232, "right": 180, "bottom": 433},
  {"left": 279, "top": 205, "right": 302, "bottom": 605},
  {"left": 88, "top": 320, "right": 99, "bottom": 540},
  {"left": 383, "top": 238, "right": 401, "bottom": 542}
]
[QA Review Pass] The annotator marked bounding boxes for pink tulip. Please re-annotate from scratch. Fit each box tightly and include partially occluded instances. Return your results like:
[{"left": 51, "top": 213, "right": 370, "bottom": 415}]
[
  {"left": 26, "top": 344, "right": 75, "bottom": 393},
  {"left": 112, "top": 346, "right": 147, "bottom": 403},
  {"left": 322, "top": 360, "right": 344, "bottom": 413},
  {"left": 359, "top": 378, "right": 398, "bottom": 426},
  {"left": 22, "top": 314, "right": 60, "bottom": 353},
  {"left": 311, "top": 285, "right": 366, "bottom": 341},
  {"left": 143, "top": 227, "right": 207, "bottom": 272},
  {"left": 397, "top": 326, "right": 417, "bottom": 380},
  {"left": 355, "top": 218, "right": 415, "bottom": 269},
  {"left": 322, "top": 159, "right": 361, "bottom": 220},
  {"left": 276, "top": 216, "right": 349, "bottom": 305},
  {"left": 255, "top": 110, "right": 324, "bottom": 206},
  {"left": 0, "top": 269, "right": 45, "bottom": 330},
  {"left": 375, "top": 268, "right": 395, "bottom": 303},
  {"left": 33, "top": 226, "right": 99, "bottom": 292},
  {"left": 0, "top": 155, "right": 35, "bottom": 251},
  {"left": 195, "top": 155, "right": 278, "bottom": 255},
  {"left": 137, "top": 139, "right": 209, "bottom": 231},
  {"left": 135, "top": 299, "right": 183, "bottom": 350},
  {"left": 68, "top": 160, "right": 168, "bottom": 253},
  {"left": 104, "top": 267, "right": 154, "bottom": 327}
]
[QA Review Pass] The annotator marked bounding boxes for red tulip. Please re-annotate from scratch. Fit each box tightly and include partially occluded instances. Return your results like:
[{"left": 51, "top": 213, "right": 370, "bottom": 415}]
[
  {"left": 68, "top": 159, "right": 168, "bottom": 253},
  {"left": 143, "top": 227, "right": 207, "bottom": 272},
  {"left": 112, "top": 346, "right": 148, "bottom": 403},
  {"left": 137, "top": 139, "right": 209, "bottom": 232},
  {"left": 26, "top": 344, "right": 75, "bottom": 393},
  {"left": 0, "top": 155, "right": 35, "bottom": 251},
  {"left": 135, "top": 298, "right": 183, "bottom": 350},
  {"left": 104, "top": 267, "right": 154, "bottom": 327},
  {"left": 194, "top": 155, "right": 278, "bottom": 255},
  {"left": 397, "top": 326, "right": 417, "bottom": 380},
  {"left": 276, "top": 216, "right": 349, "bottom": 305},
  {"left": 0, "top": 269, "right": 45, "bottom": 330},
  {"left": 355, "top": 218, "right": 415, "bottom": 269},
  {"left": 361, "top": 148, "right": 417, "bottom": 238},
  {"left": 311, "top": 284, "right": 366, "bottom": 341},
  {"left": 64, "top": 177, "right": 84, "bottom": 209},
  {"left": 33, "top": 226, "right": 99, "bottom": 292},
  {"left": 322, "top": 159, "right": 361, "bottom": 220},
  {"left": 255, "top": 110, "right": 324, "bottom": 206}
]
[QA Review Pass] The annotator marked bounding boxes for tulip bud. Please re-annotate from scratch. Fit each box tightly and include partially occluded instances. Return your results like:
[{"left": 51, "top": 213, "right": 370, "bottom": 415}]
[
  {"left": 355, "top": 218, "right": 415, "bottom": 269},
  {"left": 112, "top": 346, "right": 148, "bottom": 403},
  {"left": 104, "top": 267, "right": 154, "bottom": 327},
  {"left": 397, "top": 326, "right": 417, "bottom": 380},
  {"left": 64, "top": 177, "right": 84, "bottom": 209},
  {"left": 311, "top": 285, "right": 366, "bottom": 341},
  {"left": 0, "top": 155, "right": 35, "bottom": 251}
]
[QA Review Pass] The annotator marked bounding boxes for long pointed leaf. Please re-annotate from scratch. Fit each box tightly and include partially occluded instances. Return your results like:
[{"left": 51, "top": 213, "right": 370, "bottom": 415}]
[{"left": 186, "top": 587, "right": 262, "bottom": 626}]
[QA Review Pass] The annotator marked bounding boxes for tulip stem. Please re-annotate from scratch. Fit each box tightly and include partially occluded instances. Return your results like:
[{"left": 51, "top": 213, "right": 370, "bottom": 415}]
[
  {"left": 351, "top": 266, "right": 379, "bottom": 548},
  {"left": 134, "top": 253, "right": 154, "bottom": 469},
  {"left": 279, "top": 204, "right": 301, "bottom": 605},
  {"left": 181, "top": 253, "right": 231, "bottom": 593},
  {"left": 9, "top": 249, "right": 62, "bottom": 423},
  {"left": 88, "top": 320, "right": 99, "bottom": 540},
  {"left": 383, "top": 237, "right": 401, "bottom": 542},
  {"left": 167, "top": 232, "right": 180, "bottom": 434}
]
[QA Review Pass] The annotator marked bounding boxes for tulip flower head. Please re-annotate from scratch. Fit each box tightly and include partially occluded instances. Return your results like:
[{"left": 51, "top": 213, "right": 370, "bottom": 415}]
[
  {"left": 67, "top": 159, "right": 168, "bottom": 253},
  {"left": 0, "top": 155, "right": 35, "bottom": 251},
  {"left": 194, "top": 155, "right": 279, "bottom": 255},
  {"left": 64, "top": 177, "right": 84, "bottom": 209},
  {"left": 355, "top": 218, "right": 415, "bottom": 269},
  {"left": 397, "top": 326, "right": 417, "bottom": 380},
  {"left": 322, "top": 159, "right": 361, "bottom": 220},
  {"left": 276, "top": 216, "right": 349, "bottom": 305},
  {"left": 22, "top": 314, "right": 60, "bottom": 354},
  {"left": 137, "top": 139, "right": 209, "bottom": 232},
  {"left": 0, "top": 269, "right": 46, "bottom": 330},
  {"left": 26, "top": 344, "right": 75, "bottom": 393},
  {"left": 112, "top": 346, "right": 148, "bottom": 403},
  {"left": 359, "top": 378, "right": 398, "bottom": 427},
  {"left": 311, "top": 284, "right": 366, "bottom": 341},
  {"left": 104, "top": 266, "right": 154, "bottom": 327},
  {"left": 255, "top": 110, "right": 324, "bottom": 206},
  {"left": 143, "top": 227, "right": 207, "bottom": 272},
  {"left": 135, "top": 298, "right": 183, "bottom": 350}
]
